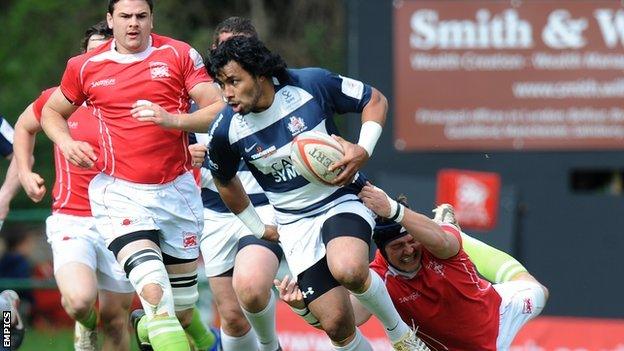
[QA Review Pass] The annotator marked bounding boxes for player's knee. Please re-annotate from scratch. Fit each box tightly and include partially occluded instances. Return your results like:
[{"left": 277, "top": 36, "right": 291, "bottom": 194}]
[
  {"left": 331, "top": 262, "right": 369, "bottom": 291},
  {"left": 100, "top": 311, "right": 128, "bottom": 342},
  {"left": 140, "top": 283, "right": 164, "bottom": 305},
  {"left": 321, "top": 314, "right": 356, "bottom": 343},
  {"left": 62, "top": 292, "right": 94, "bottom": 319},
  {"left": 232, "top": 277, "right": 270, "bottom": 310},
  {"left": 218, "top": 306, "right": 250, "bottom": 336},
  {"left": 124, "top": 248, "right": 174, "bottom": 316}
]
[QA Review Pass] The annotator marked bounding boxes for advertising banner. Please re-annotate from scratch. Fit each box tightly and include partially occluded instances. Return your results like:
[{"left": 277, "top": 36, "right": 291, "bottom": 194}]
[
  {"left": 436, "top": 169, "right": 501, "bottom": 231},
  {"left": 275, "top": 301, "right": 624, "bottom": 351},
  {"left": 394, "top": 1, "right": 624, "bottom": 151}
]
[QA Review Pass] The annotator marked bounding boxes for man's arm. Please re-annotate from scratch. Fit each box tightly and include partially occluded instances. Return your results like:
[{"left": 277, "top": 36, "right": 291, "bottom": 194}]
[
  {"left": 13, "top": 104, "right": 45, "bottom": 202},
  {"left": 330, "top": 87, "right": 387, "bottom": 186},
  {"left": 41, "top": 89, "right": 96, "bottom": 168},
  {"left": 214, "top": 176, "right": 278, "bottom": 241},
  {"left": 359, "top": 182, "right": 460, "bottom": 259},
  {"left": 131, "top": 82, "right": 225, "bottom": 132},
  {"left": 0, "top": 156, "right": 22, "bottom": 224}
]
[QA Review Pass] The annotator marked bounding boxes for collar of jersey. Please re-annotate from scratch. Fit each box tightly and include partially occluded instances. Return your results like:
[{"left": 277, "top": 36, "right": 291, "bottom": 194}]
[
  {"left": 387, "top": 260, "right": 420, "bottom": 279},
  {"left": 109, "top": 35, "right": 154, "bottom": 62}
]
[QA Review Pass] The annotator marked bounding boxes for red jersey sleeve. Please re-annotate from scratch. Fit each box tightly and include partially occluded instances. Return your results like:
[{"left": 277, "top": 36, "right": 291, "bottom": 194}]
[
  {"left": 59, "top": 56, "right": 88, "bottom": 106},
  {"left": 180, "top": 45, "right": 211, "bottom": 92},
  {"left": 369, "top": 250, "right": 389, "bottom": 278},
  {"left": 439, "top": 223, "right": 463, "bottom": 248},
  {"left": 32, "top": 88, "right": 58, "bottom": 122}
]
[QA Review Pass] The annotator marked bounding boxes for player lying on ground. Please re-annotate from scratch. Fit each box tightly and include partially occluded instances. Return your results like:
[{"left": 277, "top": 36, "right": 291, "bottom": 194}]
[{"left": 277, "top": 183, "right": 548, "bottom": 350}]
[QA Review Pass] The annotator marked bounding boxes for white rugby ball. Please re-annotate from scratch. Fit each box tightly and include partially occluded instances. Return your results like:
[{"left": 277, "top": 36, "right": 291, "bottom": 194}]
[{"left": 290, "top": 131, "right": 345, "bottom": 185}]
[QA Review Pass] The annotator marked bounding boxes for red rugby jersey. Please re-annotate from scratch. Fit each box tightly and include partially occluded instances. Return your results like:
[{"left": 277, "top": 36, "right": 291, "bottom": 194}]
[
  {"left": 58, "top": 33, "right": 211, "bottom": 184},
  {"left": 33, "top": 88, "right": 98, "bottom": 216},
  {"left": 370, "top": 224, "right": 502, "bottom": 350}
]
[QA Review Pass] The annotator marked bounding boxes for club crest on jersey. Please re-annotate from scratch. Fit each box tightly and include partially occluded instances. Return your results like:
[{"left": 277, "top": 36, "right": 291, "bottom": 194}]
[
  {"left": 286, "top": 116, "right": 307, "bottom": 136},
  {"left": 183, "top": 232, "right": 198, "bottom": 248},
  {"left": 150, "top": 61, "right": 170, "bottom": 79}
]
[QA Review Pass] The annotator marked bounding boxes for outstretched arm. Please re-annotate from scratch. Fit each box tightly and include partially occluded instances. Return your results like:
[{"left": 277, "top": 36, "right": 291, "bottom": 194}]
[
  {"left": 214, "top": 176, "right": 278, "bottom": 241},
  {"left": 131, "top": 82, "right": 225, "bottom": 132},
  {"left": 359, "top": 182, "right": 460, "bottom": 259}
]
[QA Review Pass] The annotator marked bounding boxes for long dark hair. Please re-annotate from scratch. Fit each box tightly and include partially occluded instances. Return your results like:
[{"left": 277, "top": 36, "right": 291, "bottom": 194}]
[{"left": 208, "top": 36, "right": 288, "bottom": 83}]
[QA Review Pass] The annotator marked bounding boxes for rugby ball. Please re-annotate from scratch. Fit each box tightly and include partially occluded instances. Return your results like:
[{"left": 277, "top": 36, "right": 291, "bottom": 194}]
[{"left": 290, "top": 131, "right": 345, "bottom": 185}]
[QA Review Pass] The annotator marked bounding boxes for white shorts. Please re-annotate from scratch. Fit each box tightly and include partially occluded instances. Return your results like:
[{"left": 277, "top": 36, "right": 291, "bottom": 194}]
[
  {"left": 46, "top": 213, "right": 134, "bottom": 293},
  {"left": 200, "top": 204, "right": 276, "bottom": 276},
  {"left": 494, "top": 280, "right": 546, "bottom": 350},
  {"left": 277, "top": 200, "right": 374, "bottom": 277},
  {"left": 89, "top": 172, "right": 204, "bottom": 260}
]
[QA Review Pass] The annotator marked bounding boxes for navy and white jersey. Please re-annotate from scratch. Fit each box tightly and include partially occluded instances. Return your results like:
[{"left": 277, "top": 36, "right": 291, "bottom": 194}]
[
  {"left": 0, "top": 117, "right": 14, "bottom": 158},
  {"left": 208, "top": 68, "right": 372, "bottom": 224},
  {"left": 194, "top": 133, "right": 269, "bottom": 213}
]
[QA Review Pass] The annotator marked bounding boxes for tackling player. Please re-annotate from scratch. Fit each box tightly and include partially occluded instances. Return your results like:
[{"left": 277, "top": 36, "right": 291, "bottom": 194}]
[
  {"left": 278, "top": 187, "right": 548, "bottom": 350},
  {"left": 39, "top": 1, "right": 223, "bottom": 350},
  {"left": 13, "top": 21, "right": 135, "bottom": 351},
  {"left": 207, "top": 36, "right": 428, "bottom": 350}
]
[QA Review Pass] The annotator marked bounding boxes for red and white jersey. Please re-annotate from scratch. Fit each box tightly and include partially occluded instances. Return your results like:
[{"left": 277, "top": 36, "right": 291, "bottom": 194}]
[
  {"left": 59, "top": 33, "right": 211, "bottom": 184},
  {"left": 370, "top": 224, "right": 502, "bottom": 351},
  {"left": 33, "top": 87, "right": 99, "bottom": 217}
]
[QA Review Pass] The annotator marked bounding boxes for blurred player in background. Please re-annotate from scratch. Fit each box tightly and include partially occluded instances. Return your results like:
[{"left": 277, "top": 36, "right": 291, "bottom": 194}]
[
  {"left": 0, "top": 116, "right": 23, "bottom": 231},
  {"left": 187, "top": 17, "right": 284, "bottom": 351},
  {"left": 278, "top": 186, "right": 548, "bottom": 350},
  {"left": 0, "top": 290, "right": 25, "bottom": 350},
  {"left": 40, "top": 0, "right": 223, "bottom": 350},
  {"left": 207, "top": 36, "right": 428, "bottom": 350},
  {"left": 13, "top": 21, "right": 135, "bottom": 351}
]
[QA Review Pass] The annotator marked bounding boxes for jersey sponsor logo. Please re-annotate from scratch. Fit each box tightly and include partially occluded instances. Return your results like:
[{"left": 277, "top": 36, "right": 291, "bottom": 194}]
[
  {"left": 61, "top": 236, "right": 77, "bottom": 241},
  {"left": 398, "top": 291, "right": 421, "bottom": 304},
  {"left": 183, "top": 232, "right": 198, "bottom": 248},
  {"left": 188, "top": 48, "right": 204, "bottom": 70},
  {"left": 270, "top": 158, "right": 299, "bottom": 182},
  {"left": 91, "top": 78, "right": 116, "bottom": 88},
  {"left": 286, "top": 116, "right": 307, "bottom": 136},
  {"left": 339, "top": 75, "right": 364, "bottom": 100},
  {"left": 250, "top": 145, "right": 277, "bottom": 160},
  {"left": 68, "top": 121, "right": 79, "bottom": 129},
  {"left": 150, "top": 61, "right": 170, "bottom": 79},
  {"left": 122, "top": 218, "right": 132, "bottom": 226}
]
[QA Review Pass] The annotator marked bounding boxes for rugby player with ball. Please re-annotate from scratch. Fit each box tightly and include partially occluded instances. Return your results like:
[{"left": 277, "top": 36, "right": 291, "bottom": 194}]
[{"left": 206, "top": 35, "right": 429, "bottom": 351}]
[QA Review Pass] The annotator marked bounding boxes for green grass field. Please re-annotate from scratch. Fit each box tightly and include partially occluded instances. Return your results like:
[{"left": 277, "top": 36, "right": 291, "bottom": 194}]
[{"left": 19, "top": 328, "right": 142, "bottom": 351}]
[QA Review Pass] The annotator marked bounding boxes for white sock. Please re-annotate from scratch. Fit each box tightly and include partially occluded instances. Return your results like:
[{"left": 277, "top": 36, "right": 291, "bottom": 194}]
[
  {"left": 221, "top": 327, "right": 258, "bottom": 351},
  {"left": 333, "top": 328, "right": 372, "bottom": 351},
  {"left": 241, "top": 291, "right": 280, "bottom": 351},
  {"left": 350, "top": 269, "right": 409, "bottom": 342}
]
